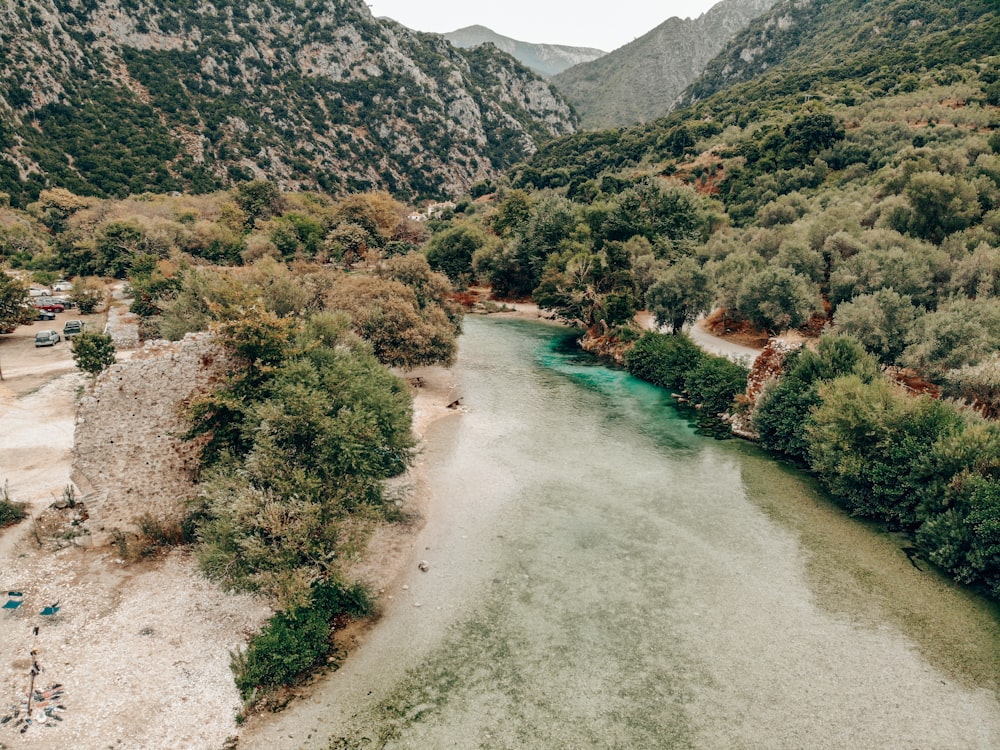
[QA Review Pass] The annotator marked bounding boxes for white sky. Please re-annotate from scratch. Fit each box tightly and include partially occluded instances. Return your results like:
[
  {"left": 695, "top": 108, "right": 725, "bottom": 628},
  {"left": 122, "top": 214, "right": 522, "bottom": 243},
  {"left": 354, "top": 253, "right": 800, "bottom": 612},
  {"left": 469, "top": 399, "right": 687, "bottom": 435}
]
[{"left": 366, "top": 1, "right": 723, "bottom": 52}]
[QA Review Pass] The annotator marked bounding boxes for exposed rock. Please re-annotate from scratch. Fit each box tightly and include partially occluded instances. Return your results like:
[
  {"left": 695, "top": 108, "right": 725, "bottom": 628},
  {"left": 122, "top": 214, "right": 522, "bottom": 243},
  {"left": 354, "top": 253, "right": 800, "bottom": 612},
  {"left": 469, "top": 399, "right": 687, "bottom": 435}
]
[
  {"left": 443, "top": 25, "right": 605, "bottom": 77},
  {"left": 0, "top": 0, "right": 577, "bottom": 206},
  {"left": 552, "top": 0, "right": 777, "bottom": 128},
  {"left": 730, "top": 337, "right": 801, "bottom": 439}
]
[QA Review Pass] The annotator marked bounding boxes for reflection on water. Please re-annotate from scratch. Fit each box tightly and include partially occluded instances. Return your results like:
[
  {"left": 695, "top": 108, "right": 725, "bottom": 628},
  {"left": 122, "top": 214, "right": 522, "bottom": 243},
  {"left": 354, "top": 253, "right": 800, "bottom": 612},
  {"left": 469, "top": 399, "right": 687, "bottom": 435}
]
[{"left": 269, "top": 316, "right": 1000, "bottom": 750}]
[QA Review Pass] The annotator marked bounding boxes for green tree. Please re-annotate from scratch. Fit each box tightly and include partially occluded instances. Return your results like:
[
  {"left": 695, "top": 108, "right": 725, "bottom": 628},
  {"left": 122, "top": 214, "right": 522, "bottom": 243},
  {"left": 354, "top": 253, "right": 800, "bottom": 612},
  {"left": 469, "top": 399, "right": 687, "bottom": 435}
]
[
  {"left": 832, "top": 289, "right": 922, "bottom": 365},
  {"left": 234, "top": 180, "right": 283, "bottom": 229},
  {"left": 807, "top": 376, "right": 964, "bottom": 526},
  {"left": 624, "top": 331, "right": 703, "bottom": 392},
  {"left": 71, "top": 330, "right": 117, "bottom": 376},
  {"left": 683, "top": 354, "right": 749, "bottom": 430},
  {"left": 753, "top": 335, "right": 879, "bottom": 462},
  {"left": 0, "top": 271, "right": 35, "bottom": 330},
  {"left": 735, "top": 266, "right": 819, "bottom": 334},
  {"left": 424, "top": 223, "right": 491, "bottom": 286},
  {"left": 902, "top": 297, "right": 1000, "bottom": 380},
  {"left": 326, "top": 273, "right": 459, "bottom": 368},
  {"left": 190, "top": 328, "right": 413, "bottom": 604},
  {"left": 904, "top": 171, "right": 982, "bottom": 244},
  {"left": 70, "top": 277, "right": 106, "bottom": 315},
  {"left": 917, "top": 472, "right": 1000, "bottom": 598},
  {"left": 646, "top": 257, "right": 714, "bottom": 334}
]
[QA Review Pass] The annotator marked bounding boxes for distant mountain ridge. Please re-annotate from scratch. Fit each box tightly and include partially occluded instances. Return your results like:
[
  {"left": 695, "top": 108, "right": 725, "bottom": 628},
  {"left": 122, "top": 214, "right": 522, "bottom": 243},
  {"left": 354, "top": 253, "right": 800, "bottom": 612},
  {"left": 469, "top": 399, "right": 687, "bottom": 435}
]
[
  {"left": 676, "top": 0, "right": 1000, "bottom": 109},
  {"left": 443, "top": 25, "right": 606, "bottom": 77},
  {"left": 0, "top": 0, "right": 577, "bottom": 206},
  {"left": 551, "top": 0, "right": 777, "bottom": 130}
]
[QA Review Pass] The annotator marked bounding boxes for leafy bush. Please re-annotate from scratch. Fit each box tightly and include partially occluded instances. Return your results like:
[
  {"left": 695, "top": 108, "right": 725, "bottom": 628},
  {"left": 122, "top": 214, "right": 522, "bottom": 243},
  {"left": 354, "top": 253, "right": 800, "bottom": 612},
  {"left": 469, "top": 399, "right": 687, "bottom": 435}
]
[
  {"left": 624, "top": 331, "right": 702, "bottom": 392},
  {"left": 807, "top": 376, "right": 964, "bottom": 527},
  {"left": 753, "top": 335, "right": 879, "bottom": 462},
  {"left": 71, "top": 330, "right": 117, "bottom": 376},
  {"left": 683, "top": 354, "right": 749, "bottom": 431},
  {"left": 232, "top": 580, "right": 373, "bottom": 700},
  {"left": 0, "top": 482, "right": 27, "bottom": 528}
]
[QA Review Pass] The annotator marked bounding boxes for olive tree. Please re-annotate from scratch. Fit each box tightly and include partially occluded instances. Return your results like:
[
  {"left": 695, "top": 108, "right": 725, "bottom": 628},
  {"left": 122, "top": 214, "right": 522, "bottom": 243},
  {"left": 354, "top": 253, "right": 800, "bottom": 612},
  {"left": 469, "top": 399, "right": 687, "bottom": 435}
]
[
  {"left": 646, "top": 257, "right": 713, "bottom": 334},
  {"left": 832, "top": 289, "right": 922, "bottom": 365},
  {"left": 734, "top": 265, "right": 820, "bottom": 334}
]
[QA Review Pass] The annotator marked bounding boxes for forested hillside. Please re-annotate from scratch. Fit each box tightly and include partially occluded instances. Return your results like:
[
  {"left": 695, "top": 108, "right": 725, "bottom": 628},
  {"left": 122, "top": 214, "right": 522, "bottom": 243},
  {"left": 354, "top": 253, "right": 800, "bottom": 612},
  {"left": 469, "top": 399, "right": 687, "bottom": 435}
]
[{"left": 0, "top": 0, "right": 576, "bottom": 208}]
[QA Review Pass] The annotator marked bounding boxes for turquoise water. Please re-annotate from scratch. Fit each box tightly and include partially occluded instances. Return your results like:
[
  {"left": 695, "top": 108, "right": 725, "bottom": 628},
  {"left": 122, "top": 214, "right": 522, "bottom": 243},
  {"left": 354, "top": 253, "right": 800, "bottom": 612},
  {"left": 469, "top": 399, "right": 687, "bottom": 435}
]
[{"left": 251, "top": 316, "right": 1000, "bottom": 750}]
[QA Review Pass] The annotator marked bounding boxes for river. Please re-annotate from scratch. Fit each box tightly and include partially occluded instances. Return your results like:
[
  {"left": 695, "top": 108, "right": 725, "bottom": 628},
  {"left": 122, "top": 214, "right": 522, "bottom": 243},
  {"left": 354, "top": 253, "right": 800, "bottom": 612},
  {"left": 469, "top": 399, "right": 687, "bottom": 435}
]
[{"left": 248, "top": 315, "right": 1000, "bottom": 749}]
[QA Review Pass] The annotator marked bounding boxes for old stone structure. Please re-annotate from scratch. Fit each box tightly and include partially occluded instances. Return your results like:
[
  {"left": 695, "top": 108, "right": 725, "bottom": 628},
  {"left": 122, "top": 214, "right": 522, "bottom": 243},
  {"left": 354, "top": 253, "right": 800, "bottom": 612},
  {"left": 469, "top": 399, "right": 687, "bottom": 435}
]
[{"left": 72, "top": 333, "right": 226, "bottom": 541}]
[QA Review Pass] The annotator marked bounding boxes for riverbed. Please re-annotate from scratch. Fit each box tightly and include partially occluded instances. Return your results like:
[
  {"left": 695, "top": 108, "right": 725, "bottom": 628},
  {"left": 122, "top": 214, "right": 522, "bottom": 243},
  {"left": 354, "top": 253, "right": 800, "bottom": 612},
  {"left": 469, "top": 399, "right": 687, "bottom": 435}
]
[{"left": 246, "top": 316, "right": 1000, "bottom": 750}]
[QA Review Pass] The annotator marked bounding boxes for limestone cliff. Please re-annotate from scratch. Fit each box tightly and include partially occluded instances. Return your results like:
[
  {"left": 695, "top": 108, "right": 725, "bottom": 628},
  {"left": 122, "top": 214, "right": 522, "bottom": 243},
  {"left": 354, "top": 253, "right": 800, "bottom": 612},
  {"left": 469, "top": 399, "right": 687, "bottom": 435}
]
[{"left": 0, "top": 0, "right": 577, "bottom": 207}]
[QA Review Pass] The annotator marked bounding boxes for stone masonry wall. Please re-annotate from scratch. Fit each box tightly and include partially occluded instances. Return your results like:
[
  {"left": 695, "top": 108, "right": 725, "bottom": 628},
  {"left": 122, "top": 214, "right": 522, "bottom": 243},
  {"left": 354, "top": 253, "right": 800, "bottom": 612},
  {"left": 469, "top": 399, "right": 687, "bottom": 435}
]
[{"left": 72, "top": 332, "right": 227, "bottom": 540}]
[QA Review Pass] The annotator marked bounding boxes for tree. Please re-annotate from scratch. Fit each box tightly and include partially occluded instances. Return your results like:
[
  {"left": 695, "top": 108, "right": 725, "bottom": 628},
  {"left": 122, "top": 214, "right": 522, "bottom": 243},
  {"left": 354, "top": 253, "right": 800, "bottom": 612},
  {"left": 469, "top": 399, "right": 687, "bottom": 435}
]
[
  {"left": 917, "top": 473, "right": 1000, "bottom": 598},
  {"left": 735, "top": 266, "right": 819, "bottom": 334},
  {"left": 189, "top": 327, "right": 413, "bottom": 604},
  {"left": 70, "top": 277, "right": 106, "bottom": 315},
  {"left": 753, "top": 335, "right": 879, "bottom": 462},
  {"left": 904, "top": 171, "right": 982, "bottom": 244},
  {"left": 806, "top": 376, "right": 964, "bottom": 526},
  {"left": 832, "top": 289, "right": 922, "bottom": 365},
  {"left": 683, "top": 354, "right": 749, "bottom": 430},
  {"left": 233, "top": 180, "right": 282, "bottom": 229},
  {"left": 424, "top": 223, "right": 491, "bottom": 286},
  {"left": 624, "top": 331, "right": 702, "bottom": 392},
  {"left": 902, "top": 297, "right": 1000, "bottom": 381},
  {"left": 646, "top": 257, "right": 713, "bottom": 334},
  {"left": 71, "top": 330, "right": 117, "bottom": 376},
  {"left": 326, "top": 273, "right": 459, "bottom": 368},
  {"left": 0, "top": 271, "right": 35, "bottom": 331}
]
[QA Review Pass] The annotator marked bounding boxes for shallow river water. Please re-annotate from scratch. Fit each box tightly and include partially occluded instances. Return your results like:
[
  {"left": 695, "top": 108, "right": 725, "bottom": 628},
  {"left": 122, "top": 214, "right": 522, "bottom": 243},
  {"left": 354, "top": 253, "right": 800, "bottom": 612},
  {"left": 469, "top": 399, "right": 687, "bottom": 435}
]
[{"left": 252, "top": 316, "right": 1000, "bottom": 750}]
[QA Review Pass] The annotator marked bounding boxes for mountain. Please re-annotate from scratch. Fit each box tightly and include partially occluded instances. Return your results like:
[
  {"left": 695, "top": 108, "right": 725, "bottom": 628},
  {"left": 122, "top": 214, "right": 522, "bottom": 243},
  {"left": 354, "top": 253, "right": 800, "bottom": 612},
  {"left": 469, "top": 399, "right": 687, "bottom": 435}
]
[
  {"left": 0, "top": 0, "right": 576, "bottom": 208},
  {"left": 442, "top": 25, "right": 605, "bottom": 78},
  {"left": 676, "top": 0, "right": 1000, "bottom": 109},
  {"left": 519, "top": 0, "right": 999, "bottom": 193},
  {"left": 551, "top": 0, "right": 777, "bottom": 130}
]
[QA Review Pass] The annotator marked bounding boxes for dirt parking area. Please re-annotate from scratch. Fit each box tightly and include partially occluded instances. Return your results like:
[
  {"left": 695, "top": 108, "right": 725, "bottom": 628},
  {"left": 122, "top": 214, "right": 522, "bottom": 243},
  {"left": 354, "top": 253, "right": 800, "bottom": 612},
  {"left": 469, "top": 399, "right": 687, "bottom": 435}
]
[{"left": 0, "top": 309, "right": 105, "bottom": 396}]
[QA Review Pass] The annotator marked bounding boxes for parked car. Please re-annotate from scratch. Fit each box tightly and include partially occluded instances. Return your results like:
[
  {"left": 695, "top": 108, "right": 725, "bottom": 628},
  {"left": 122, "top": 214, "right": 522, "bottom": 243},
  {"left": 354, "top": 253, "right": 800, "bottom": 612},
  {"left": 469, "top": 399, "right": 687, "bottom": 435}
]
[
  {"left": 63, "top": 320, "right": 84, "bottom": 337},
  {"left": 36, "top": 309, "right": 57, "bottom": 321},
  {"left": 34, "top": 298, "right": 64, "bottom": 312},
  {"left": 34, "top": 330, "right": 61, "bottom": 347},
  {"left": 52, "top": 280, "right": 73, "bottom": 292}
]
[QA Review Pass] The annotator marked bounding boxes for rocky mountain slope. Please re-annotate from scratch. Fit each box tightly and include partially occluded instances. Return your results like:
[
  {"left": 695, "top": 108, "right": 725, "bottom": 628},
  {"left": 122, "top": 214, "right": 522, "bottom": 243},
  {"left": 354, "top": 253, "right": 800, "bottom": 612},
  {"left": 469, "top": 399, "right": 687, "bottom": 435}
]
[
  {"left": 551, "top": 0, "right": 777, "bottom": 130},
  {"left": 0, "top": 0, "right": 576, "bottom": 207},
  {"left": 443, "top": 25, "right": 605, "bottom": 77},
  {"left": 676, "top": 0, "right": 1000, "bottom": 109}
]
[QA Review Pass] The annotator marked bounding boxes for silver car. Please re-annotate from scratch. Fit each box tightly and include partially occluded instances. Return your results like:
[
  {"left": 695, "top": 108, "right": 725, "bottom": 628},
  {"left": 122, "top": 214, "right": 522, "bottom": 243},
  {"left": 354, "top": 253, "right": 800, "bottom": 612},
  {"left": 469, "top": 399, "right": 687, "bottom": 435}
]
[{"left": 34, "top": 329, "right": 61, "bottom": 347}]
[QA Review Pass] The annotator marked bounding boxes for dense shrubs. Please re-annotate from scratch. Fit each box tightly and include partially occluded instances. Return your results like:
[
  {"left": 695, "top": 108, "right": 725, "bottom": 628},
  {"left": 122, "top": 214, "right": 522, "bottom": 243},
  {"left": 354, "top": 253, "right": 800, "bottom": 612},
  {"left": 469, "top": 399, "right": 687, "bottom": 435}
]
[
  {"left": 624, "top": 331, "right": 748, "bottom": 431},
  {"left": 0, "top": 482, "right": 27, "bottom": 528},
  {"left": 750, "top": 333, "right": 1000, "bottom": 599},
  {"left": 232, "top": 580, "right": 373, "bottom": 699}
]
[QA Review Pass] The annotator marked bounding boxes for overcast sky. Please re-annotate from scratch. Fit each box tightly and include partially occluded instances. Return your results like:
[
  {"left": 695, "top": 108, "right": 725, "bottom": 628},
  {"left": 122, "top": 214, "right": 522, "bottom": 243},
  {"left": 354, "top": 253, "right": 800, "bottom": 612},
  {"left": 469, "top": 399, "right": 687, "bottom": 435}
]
[{"left": 366, "top": 1, "right": 723, "bottom": 52}]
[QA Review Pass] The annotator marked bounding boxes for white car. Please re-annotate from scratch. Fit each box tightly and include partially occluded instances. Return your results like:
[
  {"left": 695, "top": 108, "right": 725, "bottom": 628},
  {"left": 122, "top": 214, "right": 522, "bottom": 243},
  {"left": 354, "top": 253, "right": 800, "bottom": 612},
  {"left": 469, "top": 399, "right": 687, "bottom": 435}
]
[{"left": 52, "top": 281, "right": 73, "bottom": 292}]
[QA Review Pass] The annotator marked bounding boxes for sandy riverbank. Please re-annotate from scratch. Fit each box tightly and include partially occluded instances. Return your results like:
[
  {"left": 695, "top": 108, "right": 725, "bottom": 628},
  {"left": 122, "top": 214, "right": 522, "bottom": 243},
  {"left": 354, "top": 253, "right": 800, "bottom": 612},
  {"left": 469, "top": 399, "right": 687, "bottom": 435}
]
[{"left": 237, "top": 362, "right": 467, "bottom": 748}]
